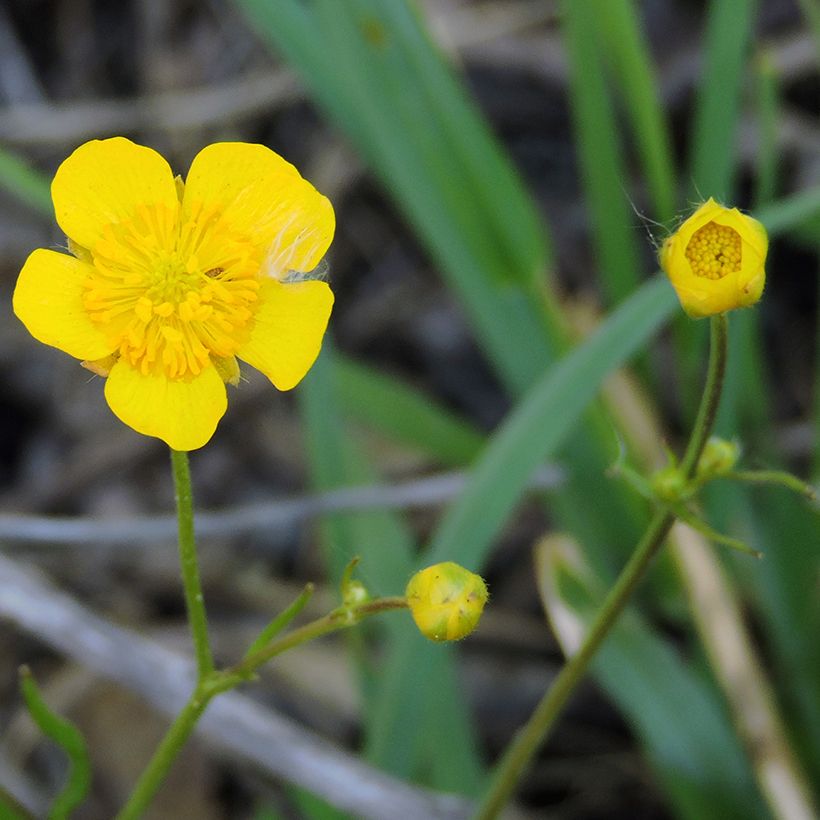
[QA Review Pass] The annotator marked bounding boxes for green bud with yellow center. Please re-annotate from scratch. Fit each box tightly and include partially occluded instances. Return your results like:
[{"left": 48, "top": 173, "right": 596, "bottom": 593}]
[{"left": 405, "top": 562, "right": 488, "bottom": 642}]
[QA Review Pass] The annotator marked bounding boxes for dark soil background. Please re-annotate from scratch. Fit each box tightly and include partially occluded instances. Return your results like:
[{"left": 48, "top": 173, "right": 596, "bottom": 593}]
[{"left": 0, "top": 1, "right": 818, "bottom": 818}]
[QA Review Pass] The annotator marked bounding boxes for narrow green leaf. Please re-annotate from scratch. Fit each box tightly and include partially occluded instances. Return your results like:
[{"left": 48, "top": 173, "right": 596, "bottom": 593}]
[
  {"left": 0, "top": 146, "right": 51, "bottom": 216},
  {"left": 19, "top": 667, "right": 91, "bottom": 819},
  {"left": 243, "top": 584, "right": 314, "bottom": 659},
  {"left": 234, "top": 0, "right": 561, "bottom": 394},
  {"left": 0, "top": 788, "right": 32, "bottom": 820},
  {"left": 593, "top": 0, "right": 676, "bottom": 223},
  {"left": 299, "top": 341, "right": 483, "bottom": 792},
  {"left": 290, "top": 789, "right": 353, "bottom": 820},
  {"left": 426, "top": 278, "right": 676, "bottom": 570},
  {"left": 688, "top": 0, "right": 757, "bottom": 200},
  {"left": 536, "top": 539, "right": 767, "bottom": 820},
  {"left": 562, "top": 0, "right": 642, "bottom": 304},
  {"left": 756, "top": 186, "right": 820, "bottom": 236},
  {"left": 796, "top": 0, "right": 820, "bottom": 62},
  {"left": 368, "top": 278, "right": 677, "bottom": 768},
  {"left": 754, "top": 50, "right": 779, "bottom": 208},
  {"left": 745, "top": 490, "right": 820, "bottom": 784},
  {"left": 335, "top": 355, "right": 484, "bottom": 467},
  {"left": 300, "top": 342, "right": 416, "bottom": 592}
]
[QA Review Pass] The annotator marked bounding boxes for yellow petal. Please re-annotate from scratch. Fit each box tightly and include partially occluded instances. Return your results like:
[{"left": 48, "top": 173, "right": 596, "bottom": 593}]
[
  {"left": 104, "top": 362, "right": 227, "bottom": 451},
  {"left": 672, "top": 197, "right": 724, "bottom": 247},
  {"left": 13, "top": 249, "right": 112, "bottom": 360},
  {"left": 183, "top": 142, "right": 335, "bottom": 274},
  {"left": 52, "top": 137, "right": 178, "bottom": 250},
  {"left": 236, "top": 279, "right": 333, "bottom": 390}
]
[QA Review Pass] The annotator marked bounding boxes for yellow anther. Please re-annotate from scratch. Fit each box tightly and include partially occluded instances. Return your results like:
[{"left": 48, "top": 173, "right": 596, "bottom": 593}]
[
  {"left": 685, "top": 222, "right": 742, "bottom": 280},
  {"left": 153, "top": 301, "right": 174, "bottom": 317},
  {"left": 127, "top": 324, "right": 145, "bottom": 347},
  {"left": 161, "top": 325, "right": 183, "bottom": 343},
  {"left": 135, "top": 297, "right": 154, "bottom": 323}
]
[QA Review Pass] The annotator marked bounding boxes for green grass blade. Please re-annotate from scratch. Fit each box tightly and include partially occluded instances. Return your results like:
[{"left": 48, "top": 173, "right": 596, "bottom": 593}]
[
  {"left": 335, "top": 356, "right": 484, "bottom": 467},
  {"left": 756, "top": 186, "right": 820, "bottom": 236},
  {"left": 797, "top": 0, "right": 820, "bottom": 61},
  {"left": 561, "top": 0, "right": 642, "bottom": 304},
  {"left": 688, "top": 0, "right": 757, "bottom": 200},
  {"left": 592, "top": 0, "right": 676, "bottom": 224},
  {"left": 289, "top": 789, "right": 352, "bottom": 820},
  {"left": 19, "top": 666, "right": 91, "bottom": 819},
  {"left": 754, "top": 51, "right": 779, "bottom": 208},
  {"left": 0, "top": 146, "right": 51, "bottom": 216},
  {"left": 537, "top": 542, "right": 767, "bottom": 819},
  {"left": 368, "top": 278, "right": 677, "bottom": 768},
  {"left": 746, "top": 491, "right": 820, "bottom": 785},
  {"left": 300, "top": 341, "right": 416, "bottom": 593},
  {"left": 425, "top": 278, "right": 675, "bottom": 570},
  {"left": 234, "top": 0, "right": 560, "bottom": 393},
  {"left": 299, "top": 341, "right": 483, "bottom": 792},
  {"left": 0, "top": 789, "right": 32, "bottom": 820}
]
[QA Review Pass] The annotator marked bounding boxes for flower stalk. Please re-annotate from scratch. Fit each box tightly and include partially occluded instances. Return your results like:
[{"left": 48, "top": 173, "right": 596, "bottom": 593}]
[
  {"left": 170, "top": 450, "right": 214, "bottom": 678},
  {"left": 475, "top": 313, "right": 729, "bottom": 820},
  {"left": 116, "top": 460, "right": 410, "bottom": 819},
  {"left": 116, "top": 594, "right": 409, "bottom": 819}
]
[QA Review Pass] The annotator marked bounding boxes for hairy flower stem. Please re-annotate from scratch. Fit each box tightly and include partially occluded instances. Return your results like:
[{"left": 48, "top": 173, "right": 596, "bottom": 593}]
[
  {"left": 476, "top": 314, "right": 728, "bottom": 820},
  {"left": 170, "top": 449, "right": 214, "bottom": 678},
  {"left": 116, "top": 455, "right": 408, "bottom": 819},
  {"left": 115, "top": 598, "right": 408, "bottom": 820}
]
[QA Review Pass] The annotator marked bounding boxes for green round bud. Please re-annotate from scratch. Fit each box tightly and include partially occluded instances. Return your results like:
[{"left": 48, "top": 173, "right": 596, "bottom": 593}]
[
  {"left": 651, "top": 465, "right": 687, "bottom": 502},
  {"left": 697, "top": 437, "right": 741, "bottom": 479}
]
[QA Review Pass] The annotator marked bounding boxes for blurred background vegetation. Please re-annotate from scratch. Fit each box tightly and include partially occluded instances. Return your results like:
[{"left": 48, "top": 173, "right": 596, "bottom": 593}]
[{"left": 0, "top": 0, "right": 819, "bottom": 818}]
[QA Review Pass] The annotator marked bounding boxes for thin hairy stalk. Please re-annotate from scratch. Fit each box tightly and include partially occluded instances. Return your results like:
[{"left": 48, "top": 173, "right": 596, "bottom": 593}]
[
  {"left": 116, "top": 449, "right": 215, "bottom": 818},
  {"left": 115, "top": 586, "right": 407, "bottom": 818},
  {"left": 170, "top": 449, "right": 214, "bottom": 678},
  {"left": 476, "top": 314, "right": 728, "bottom": 819},
  {"left": 114, "top": 690, "right": 209, "bottom": 820}
]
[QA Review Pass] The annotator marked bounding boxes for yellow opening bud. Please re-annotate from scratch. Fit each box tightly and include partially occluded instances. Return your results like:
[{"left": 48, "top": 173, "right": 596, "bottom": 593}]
[
  {"left": 696, "top": 437, "right": 741, "bottom": 480},
  {"left": 405, "top": 562, "right": 488, "bottom": 642},
  {"left": 660, "top": 198, "right": 767, "bottom": 318}
]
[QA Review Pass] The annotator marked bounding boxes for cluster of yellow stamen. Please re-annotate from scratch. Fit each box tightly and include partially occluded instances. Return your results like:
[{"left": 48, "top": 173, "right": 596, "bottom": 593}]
[
  {"left": 82, "top": 202, "right": 261, "bottom": 379},
  {"left": 684, "top": 221, "right": 742, "bottom": 280}
]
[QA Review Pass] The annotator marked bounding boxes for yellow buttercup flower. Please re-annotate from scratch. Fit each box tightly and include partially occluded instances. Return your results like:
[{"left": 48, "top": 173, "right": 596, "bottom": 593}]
[
  {"left": 14, "top": 138, "right": 334, "bottom": 450},
  {"left": 406, "top": 561, "right": 488, "bottom": 642},
  {"left": 660, "top": 198, "right": 767, "bottom": 318}
]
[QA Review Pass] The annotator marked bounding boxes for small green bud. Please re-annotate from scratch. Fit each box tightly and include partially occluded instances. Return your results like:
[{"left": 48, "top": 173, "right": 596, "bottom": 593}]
[
  {"left": 697, "top": 437, "right": 741, "bottom": 479},
  {"left": 651, "top": 464, "right": 687, "bottom": 502},
  {"left": 342, "top": 579, "right": 370, "bottom": 609}
]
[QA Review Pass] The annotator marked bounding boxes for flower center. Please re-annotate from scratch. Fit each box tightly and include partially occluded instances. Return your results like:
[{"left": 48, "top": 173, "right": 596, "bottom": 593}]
[
  {"left": 82, "top": 202, "right": 261, "bottom": 379},
  {"left": 684, "top": 222, "right": 742, "bottom": 280}
]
